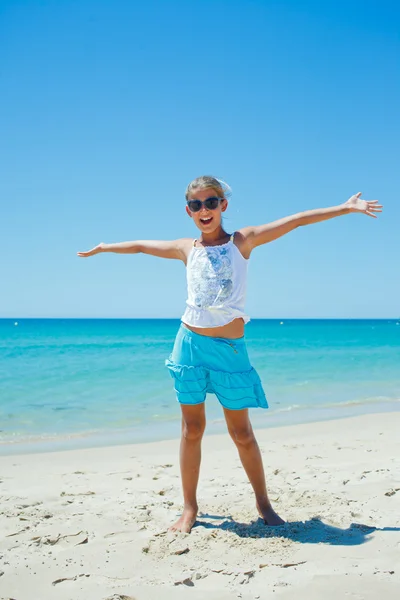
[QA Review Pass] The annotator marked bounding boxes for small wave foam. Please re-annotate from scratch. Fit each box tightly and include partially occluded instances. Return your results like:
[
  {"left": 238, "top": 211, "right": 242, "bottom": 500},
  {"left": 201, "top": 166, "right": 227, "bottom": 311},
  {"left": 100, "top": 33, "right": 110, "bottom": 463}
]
[
  {"left": 268, "top": 396, "right": 400, "bottom": 416},
  {"left": 271, "top": 404, "right": 302, "bottom": 413}
]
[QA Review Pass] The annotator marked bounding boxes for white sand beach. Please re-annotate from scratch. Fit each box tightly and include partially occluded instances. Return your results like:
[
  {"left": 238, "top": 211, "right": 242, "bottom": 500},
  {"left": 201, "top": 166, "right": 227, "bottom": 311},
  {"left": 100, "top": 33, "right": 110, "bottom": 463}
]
[{"left": 1, "top": 412, "right": 399, "bottom": 600}]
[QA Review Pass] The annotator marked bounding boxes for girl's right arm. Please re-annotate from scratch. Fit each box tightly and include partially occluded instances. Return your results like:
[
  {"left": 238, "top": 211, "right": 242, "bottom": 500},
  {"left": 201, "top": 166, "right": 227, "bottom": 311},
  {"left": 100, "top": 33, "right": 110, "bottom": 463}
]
[{"left": 77, "top": 238, "right": 193, "bottom": 262}]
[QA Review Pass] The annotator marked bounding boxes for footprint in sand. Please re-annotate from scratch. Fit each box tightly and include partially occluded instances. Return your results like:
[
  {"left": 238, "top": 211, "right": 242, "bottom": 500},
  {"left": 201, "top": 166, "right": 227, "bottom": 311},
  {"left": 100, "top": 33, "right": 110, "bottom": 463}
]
[
  {"left": 385, "top": 488, "right": 400, "bottom": 497},
  {"left": 105, "top": 595, "right": 137, "bottom": 600},
  {"left": 31, "top": 531, "right": 89, "bottom": 547},
  {"left": 60, "top": 491, "right": 95, "bottom": 497},
  {"left": 16, "top": 501, "right": 43, "bottom": 509}
]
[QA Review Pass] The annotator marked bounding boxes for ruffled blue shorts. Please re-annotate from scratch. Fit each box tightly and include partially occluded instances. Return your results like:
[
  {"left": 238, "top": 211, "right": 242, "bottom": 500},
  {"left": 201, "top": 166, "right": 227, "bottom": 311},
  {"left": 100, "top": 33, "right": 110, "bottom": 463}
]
[{"left": 165, "top": 325, "right": 268, "bottom": 411}]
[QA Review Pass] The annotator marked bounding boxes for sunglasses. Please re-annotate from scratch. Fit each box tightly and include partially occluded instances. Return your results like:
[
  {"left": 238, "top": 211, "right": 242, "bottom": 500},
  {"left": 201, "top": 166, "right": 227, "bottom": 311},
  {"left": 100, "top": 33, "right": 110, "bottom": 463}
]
[{"left": 186, "top": 197, "right": 224, "bottom": 212}]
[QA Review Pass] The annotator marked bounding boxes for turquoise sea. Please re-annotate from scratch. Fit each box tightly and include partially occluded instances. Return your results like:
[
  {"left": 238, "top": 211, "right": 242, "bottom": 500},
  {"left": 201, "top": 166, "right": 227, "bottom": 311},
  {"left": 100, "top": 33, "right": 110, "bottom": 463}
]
[{"left": 0, "top": 319, "right": 399, "bottom": 455}]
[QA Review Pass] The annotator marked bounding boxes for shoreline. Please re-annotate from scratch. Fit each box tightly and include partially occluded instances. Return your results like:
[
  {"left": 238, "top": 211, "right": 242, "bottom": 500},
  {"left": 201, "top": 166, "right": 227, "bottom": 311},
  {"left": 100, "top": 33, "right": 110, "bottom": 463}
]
[
  {"left": 1, "top": 398, "right": 399, "bottom": 456},
  {"left": 1, "top": 411, "right": 399, "bottom": 599}
]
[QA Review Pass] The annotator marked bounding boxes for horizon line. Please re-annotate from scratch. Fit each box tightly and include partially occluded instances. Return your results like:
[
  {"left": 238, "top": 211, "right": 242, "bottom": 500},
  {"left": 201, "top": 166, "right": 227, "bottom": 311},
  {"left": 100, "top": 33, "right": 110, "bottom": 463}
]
[{"left": 1, "top": 317, "right": 399, "bottom": 321}]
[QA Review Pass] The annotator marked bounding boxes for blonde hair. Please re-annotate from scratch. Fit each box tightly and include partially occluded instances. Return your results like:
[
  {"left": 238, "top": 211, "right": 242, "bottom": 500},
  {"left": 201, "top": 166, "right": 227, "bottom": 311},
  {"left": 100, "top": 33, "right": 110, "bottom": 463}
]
[{"left": 185, "top": 175, "right": 232, "bottom": 200}]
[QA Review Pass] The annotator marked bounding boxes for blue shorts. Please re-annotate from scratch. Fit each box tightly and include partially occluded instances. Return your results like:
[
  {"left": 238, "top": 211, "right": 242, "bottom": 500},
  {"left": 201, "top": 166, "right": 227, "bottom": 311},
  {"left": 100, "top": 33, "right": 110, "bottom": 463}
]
[{"left": 165, "top": 325, "right": 268, "bottom": 411}]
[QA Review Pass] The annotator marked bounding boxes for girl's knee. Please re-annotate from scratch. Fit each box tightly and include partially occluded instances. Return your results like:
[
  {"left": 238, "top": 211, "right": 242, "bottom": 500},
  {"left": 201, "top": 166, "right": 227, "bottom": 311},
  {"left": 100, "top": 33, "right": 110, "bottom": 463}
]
[
  {"left": 228, "top": 426, "right": 255, "bottom": 447},
  {"left": 182, "top": 419, "right": 206, "bottom": 441}
]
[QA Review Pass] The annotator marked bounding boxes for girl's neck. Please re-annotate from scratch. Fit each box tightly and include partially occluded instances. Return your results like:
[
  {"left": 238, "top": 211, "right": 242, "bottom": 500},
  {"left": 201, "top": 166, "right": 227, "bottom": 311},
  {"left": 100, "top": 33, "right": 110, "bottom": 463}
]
[{"left": 198, "top": 227, "right": 230, "bottom": 246}]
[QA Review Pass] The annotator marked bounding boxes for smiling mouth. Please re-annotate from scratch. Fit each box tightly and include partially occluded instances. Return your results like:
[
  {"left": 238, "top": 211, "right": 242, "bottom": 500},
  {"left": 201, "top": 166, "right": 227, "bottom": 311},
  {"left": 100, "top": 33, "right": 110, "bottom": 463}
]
[{"left": 200, "top": 217, "right": 213, "bottom": 225}]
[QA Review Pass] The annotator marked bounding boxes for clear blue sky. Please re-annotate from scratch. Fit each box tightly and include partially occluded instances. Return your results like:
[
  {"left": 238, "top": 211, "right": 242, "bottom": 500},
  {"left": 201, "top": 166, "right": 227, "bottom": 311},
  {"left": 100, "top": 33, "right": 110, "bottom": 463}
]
[{"left": 1, "top": 0, "right": 399, "bottom": 319}]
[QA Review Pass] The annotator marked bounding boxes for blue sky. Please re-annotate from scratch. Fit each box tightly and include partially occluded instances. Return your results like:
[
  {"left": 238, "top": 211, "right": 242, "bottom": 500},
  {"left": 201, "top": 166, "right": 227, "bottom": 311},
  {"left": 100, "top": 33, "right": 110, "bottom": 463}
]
[{"left": 1, "top": 0, "right": 399, "bottom": 319}]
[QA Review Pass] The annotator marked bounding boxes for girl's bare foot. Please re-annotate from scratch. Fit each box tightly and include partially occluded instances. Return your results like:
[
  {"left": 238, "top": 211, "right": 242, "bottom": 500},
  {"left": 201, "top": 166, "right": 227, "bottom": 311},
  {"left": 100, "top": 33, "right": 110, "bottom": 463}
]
[
  {"left": 169, "top": 505, "right": 198, "bottom": 533},
  {"left": 257, "top": 501, "right": 285, "bottom": 526}
]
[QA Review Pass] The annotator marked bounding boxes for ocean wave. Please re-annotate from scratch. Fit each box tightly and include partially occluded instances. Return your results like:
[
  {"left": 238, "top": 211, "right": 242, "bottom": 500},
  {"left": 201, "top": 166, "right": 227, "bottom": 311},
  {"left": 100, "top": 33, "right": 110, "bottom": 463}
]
[{"left": 268, "top": 396, "right": 400, "bottom": 415}]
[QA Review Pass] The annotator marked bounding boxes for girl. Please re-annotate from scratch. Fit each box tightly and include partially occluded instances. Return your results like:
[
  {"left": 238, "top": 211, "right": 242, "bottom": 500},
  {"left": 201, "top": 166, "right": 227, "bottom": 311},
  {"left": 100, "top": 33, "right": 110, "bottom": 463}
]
[{"left": 77, "top": 175, "right": 382, "bottom": 533}]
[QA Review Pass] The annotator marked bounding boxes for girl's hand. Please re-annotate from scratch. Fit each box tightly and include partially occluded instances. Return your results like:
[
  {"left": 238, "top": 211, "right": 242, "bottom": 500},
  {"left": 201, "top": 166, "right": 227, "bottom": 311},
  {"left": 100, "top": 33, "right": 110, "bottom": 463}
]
[
  {"left": 77, "top": 243, "right": 105, "bottom": 257},
  {"left": 344, "top": 192, "right": 383, "bottom": 218}
]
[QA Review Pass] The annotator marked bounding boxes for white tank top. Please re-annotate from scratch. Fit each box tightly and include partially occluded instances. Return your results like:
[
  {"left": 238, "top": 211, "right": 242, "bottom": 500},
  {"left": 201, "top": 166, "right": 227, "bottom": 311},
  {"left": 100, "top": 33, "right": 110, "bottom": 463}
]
[{"left": 181, "top": 233, "right": 250, "bottom": 328}]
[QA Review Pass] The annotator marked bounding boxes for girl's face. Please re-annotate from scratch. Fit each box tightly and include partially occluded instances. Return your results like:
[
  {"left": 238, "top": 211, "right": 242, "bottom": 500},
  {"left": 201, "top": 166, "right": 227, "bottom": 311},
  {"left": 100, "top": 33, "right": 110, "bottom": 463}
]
[{"left": 186, "top": 187, "right": 228, "bottom": 233}]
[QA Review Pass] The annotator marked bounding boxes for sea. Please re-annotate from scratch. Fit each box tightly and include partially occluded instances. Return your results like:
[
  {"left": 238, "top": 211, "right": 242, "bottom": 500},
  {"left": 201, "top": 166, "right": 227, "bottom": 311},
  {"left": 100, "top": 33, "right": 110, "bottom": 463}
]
[{"left": 0, "top": 318, "right": 399, "bottom": 455}]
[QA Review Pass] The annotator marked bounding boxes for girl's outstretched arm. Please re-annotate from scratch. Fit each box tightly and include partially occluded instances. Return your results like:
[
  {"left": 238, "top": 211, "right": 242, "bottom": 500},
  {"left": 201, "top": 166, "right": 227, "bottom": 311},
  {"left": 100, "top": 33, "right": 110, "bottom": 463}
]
[
  {"left": 239, "top": 192, "right": 382, "bottom": 252},
  {"left": 77, "top": 238, "right": 193, "bottom": 262}
]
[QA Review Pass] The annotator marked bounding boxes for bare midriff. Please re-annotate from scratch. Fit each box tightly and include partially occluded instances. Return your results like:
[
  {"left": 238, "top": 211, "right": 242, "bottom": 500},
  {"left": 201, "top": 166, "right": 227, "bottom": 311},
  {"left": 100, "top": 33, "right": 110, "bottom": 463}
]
[{"left": 182, "top": 317, "right": 245, "bottom": 340}]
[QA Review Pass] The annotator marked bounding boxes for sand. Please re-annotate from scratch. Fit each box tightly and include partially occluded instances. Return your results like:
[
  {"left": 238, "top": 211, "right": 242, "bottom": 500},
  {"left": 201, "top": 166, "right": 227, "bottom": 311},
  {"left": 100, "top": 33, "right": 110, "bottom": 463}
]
[{"left": 1, "top": 412, "right": 399, "bottom": 600}]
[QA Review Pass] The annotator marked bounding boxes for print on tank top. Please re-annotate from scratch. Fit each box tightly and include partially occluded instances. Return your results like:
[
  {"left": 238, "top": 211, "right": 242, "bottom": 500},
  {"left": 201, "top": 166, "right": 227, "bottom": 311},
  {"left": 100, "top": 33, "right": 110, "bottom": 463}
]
[{"left": 190, "top": 246, "right": 233, "bottom": 308}]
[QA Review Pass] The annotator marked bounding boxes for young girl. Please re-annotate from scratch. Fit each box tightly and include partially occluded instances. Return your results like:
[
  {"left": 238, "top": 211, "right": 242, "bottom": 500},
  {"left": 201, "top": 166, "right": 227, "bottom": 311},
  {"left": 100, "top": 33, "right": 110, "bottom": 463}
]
[{"left": 77, "top": 175, "right": 382, "bottom": 533}]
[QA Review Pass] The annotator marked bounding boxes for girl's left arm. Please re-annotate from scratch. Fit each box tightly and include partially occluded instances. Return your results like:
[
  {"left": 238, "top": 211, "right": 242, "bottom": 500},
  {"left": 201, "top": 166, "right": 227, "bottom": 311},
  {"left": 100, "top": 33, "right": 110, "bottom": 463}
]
[{"left": 240, "top": 192, "right": 382, "bottom": 251}]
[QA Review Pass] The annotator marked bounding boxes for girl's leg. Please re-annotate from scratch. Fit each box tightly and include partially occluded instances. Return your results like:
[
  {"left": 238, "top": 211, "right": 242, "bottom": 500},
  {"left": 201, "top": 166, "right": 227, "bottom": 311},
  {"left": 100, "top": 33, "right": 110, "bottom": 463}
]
[
  {"left": 223, "top": 407, "right": 285, "bottom": 525},
  {"left": 170, "top": 402, "right": 206, "bottom": 533}
]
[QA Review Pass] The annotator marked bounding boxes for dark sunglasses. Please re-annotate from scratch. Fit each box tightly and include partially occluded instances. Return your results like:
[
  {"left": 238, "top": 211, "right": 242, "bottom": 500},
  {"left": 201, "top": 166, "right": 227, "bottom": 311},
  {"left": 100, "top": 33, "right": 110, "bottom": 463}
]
[{"left": 186, "top": 197, "right": 224, "bottom": 212}]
